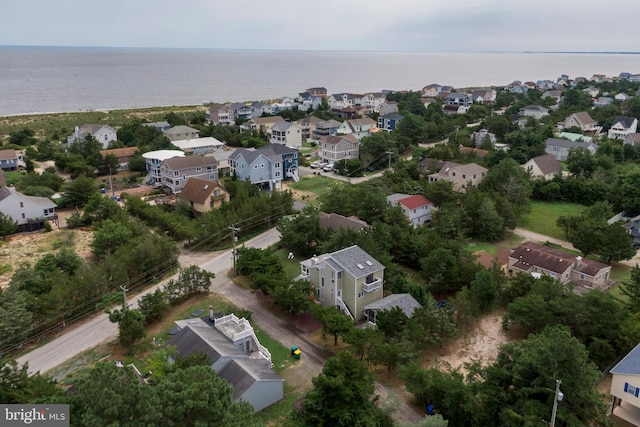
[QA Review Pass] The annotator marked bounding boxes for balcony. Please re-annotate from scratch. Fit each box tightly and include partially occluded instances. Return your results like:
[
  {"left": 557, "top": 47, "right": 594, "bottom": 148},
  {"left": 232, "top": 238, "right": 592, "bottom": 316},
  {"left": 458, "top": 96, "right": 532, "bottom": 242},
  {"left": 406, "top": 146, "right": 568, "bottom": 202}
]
[{"left": 362, "top": 277, "right": 382, "bottom": 293}]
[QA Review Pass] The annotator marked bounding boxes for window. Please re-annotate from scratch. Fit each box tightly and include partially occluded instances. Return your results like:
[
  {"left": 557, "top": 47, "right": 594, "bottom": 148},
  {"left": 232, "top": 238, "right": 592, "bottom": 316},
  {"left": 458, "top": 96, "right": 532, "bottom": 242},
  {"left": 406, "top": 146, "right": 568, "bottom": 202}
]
[
  {"left": 358, "top": 291, "right": 364, "bottom": 298},
  {"left": 21, "top": 213, "right": 25, "bottom": 219},
  {"left": 366, "top": 273, "right": 374, "bottom": 283},
  {"left": 254, "top": 165, "right": 258, "bottom": 169},
  {"left": 174, "top": 171, "right": 179, "bottom": 176},
  {"left": 462, "top": 174, "right": 466, "bottom": 179},
  {"left": 275, "top": 162, "right": 280, "bottom": 168},
  {"left": 321, "top": 277, "right": 325, "bottom": 287},
  {"left": 20, "top": 202, "right": 23, "bottom": 208},
  {"left": 196, "top": 167, "right": 202, "bottom": 172}
]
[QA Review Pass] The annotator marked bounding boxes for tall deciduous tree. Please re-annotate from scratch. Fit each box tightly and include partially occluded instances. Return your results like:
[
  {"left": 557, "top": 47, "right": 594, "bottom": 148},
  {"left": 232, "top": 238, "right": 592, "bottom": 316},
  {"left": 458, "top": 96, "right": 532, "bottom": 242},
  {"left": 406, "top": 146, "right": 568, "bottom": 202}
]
[{"left": 0, "top": 212, "right": 18, "bottom": 239}]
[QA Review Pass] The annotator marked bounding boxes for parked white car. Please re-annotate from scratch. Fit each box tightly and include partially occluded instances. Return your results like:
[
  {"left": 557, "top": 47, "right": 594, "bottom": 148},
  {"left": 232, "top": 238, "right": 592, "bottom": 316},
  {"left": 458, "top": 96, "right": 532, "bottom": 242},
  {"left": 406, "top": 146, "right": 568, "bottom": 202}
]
[
  {"left": 323, "top": 164, "right": 334, "bottom": 172},
  {"left": 310, "top": 160, "right": 321, "bottom": 168}
]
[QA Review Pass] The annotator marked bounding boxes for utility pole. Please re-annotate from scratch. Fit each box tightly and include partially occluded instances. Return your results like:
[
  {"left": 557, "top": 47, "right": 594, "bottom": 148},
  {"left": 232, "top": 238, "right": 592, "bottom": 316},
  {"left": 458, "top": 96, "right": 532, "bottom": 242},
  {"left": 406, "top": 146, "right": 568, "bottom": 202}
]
[
  {"left": 120, "top": 285, "right": 129, "bottom": 310},
  {"left": 229, "top": 225, "right": 240, "bottom": 276},
  {"left": 108, "top": 165, "right": 115, "bottom": 199},
  {"left": 550, "top": 379, "right": 563, "bottom": 427},
  {"left": 385, "top": 151, "right": 393, "bottom": 170}
]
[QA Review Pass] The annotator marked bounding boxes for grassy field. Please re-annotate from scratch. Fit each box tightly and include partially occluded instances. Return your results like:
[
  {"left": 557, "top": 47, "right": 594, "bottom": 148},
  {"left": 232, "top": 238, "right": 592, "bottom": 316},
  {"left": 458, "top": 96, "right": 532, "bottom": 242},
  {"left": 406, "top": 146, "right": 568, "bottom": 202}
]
[
  {"left": 289, "top": 175, "right": 343, "bottom": 198},
  {"left": 518, "top": 201, "right": 586, "bottom": 239},
  {"left": 0, "top": 105, "right": 205, "bottom": 141},
  {"left": 465, "top": 234, "right": 524, "bottom": 256}
]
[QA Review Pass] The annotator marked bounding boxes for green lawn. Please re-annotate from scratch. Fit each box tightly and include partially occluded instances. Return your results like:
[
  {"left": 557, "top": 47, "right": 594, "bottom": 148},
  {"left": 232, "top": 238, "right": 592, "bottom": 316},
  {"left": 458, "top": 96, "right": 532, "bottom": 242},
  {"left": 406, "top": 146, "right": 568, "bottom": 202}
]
[
  {"left": 518, "top": 201, "right": 586, "bottom": 239},
  {"left": 290, "top": 175, "right": 343, "bottom": 197},
  {"left": 273, "top": 248, "right": 304, "bottom": 280},
  {"left": 465, "top": 234, "right": 524, "bottom": 256}
]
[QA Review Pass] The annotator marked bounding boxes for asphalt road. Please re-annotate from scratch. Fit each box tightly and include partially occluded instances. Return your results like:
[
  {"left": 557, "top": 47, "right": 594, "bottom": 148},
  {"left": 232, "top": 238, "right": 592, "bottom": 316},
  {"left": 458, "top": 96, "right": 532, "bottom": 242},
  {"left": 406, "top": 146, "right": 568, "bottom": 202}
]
[{"left": 16, "top": 229, "right": 282, "bottom": 375}]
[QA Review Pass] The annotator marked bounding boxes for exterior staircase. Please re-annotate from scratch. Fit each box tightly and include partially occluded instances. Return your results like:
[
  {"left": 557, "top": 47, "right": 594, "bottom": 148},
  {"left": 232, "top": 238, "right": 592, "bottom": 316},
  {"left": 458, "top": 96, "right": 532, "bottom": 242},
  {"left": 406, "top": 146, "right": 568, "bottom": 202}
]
[
  {"left": 214, "top": 313, "right": 271, "bottom": 362},
  {"left": 336, "top": 297, "right": 354, "bottom": 321}
]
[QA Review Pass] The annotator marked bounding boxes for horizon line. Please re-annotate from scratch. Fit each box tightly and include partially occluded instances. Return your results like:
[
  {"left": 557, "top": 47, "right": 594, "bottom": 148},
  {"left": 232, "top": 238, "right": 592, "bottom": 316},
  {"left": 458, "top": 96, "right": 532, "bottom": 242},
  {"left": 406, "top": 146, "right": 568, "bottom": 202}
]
[{"left": 1, "top": 44, "right": 639, "bottom": 55}]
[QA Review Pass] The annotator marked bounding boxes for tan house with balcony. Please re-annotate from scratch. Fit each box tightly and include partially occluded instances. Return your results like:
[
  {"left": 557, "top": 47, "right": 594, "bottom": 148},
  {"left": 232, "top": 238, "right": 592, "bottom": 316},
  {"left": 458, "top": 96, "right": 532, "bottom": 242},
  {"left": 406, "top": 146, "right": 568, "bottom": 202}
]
[
  {"left": 428, "top": 161, "right": 487, "bottom": 193},
  {"left": 299, "top": 245, "right": 384, "bottom": 321},
  {"left": 178, "top": 178, "right": 229, "bottom": 214}
]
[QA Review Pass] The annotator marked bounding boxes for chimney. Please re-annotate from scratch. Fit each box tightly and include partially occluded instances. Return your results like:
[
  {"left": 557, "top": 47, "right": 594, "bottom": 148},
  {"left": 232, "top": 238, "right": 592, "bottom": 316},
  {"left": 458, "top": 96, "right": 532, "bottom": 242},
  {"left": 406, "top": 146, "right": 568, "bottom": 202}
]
[
  {"left": 209, "top": 305, "right": 214, "bottom": 322},
  {"left": 575, "top": 256, "right": 582, "bottom": 268}
]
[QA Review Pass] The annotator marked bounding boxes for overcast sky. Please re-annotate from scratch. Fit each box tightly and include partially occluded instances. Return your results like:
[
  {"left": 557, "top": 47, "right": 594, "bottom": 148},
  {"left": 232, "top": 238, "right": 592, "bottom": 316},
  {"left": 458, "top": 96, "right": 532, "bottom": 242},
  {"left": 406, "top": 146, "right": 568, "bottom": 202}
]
[{"left": 2, "top": 0, "right": 639, "bottom": 52}]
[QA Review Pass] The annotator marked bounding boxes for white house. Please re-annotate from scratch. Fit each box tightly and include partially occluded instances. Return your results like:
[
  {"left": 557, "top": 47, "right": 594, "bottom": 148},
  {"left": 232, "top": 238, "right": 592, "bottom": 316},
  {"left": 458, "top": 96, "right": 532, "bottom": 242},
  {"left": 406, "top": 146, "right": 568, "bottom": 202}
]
[
  {"left": 0, "top": 187, "right": 57, "bottom": 231},
  {"left": 67, "top": 124, "right": 118, "bottom": 149},
  {"left": 608, "top": 116, "right": 638, "bottom": 140},
  {"left": 171, "top": 137, "right": 225, "bottom": 155},
  {"left": 519, "top": 105, "right": 549, "bottom": 119},
  {"left": 386, "top": 193, "right": 432, "bottom": 227}
]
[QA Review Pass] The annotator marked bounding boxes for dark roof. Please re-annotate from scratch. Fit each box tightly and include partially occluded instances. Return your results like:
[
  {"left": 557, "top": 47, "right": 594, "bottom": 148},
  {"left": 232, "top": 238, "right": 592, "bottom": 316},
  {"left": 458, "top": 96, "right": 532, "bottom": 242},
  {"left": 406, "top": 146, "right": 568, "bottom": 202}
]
[
  {"left": 229, "top": 144, "right": 296, "bottom": 164},
  {"left": 613, "top": 116, "right": 637, "bottom": 129},
  {"left": 328, "top": 245, "right": 384, "bottom": 278},
  {"left": 364, "top": 293, "right": 422, "bottom": 317},
  {"left": 319, "top": 135, "right": 359, "bottom": 146},
  {"left": 611, "top": 343, "right": 640, "bottom": 375},
  {"left": 0, "top": 170, "right": 6, "bottom": 188},
  {"left": 162, "top": 155, "right": 218, "bottom": 170},
  {"left": 545, "top": 138, "right": 594, "bottom": 150},
  {"left": 178, "top": 178, "right": 228, "bottom": 205},
  {"left": 0, "top": 187, "right": 12, "bottom": 201},
  {"left": 166, "top": 322, "right": 241, "bottom": 365},
  {"left": 319, "top": 212, "right": 368, "bottom": 232},
  {"left": 529, "top": 154, "right": 563, "bottom": 175},
  {"left": 510, "top": 241, "right": 609, "bottom": 277},
  {"left": 216, "top": 358, "right": 282, "bottom": 401}
]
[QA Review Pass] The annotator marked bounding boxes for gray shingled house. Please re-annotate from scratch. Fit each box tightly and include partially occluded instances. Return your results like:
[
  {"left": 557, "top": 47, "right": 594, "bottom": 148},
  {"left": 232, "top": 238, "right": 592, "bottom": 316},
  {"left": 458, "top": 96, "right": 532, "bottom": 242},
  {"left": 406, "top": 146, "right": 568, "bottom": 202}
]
[{"left": 166, "top": 315, "right": 283, "bottom": 413}]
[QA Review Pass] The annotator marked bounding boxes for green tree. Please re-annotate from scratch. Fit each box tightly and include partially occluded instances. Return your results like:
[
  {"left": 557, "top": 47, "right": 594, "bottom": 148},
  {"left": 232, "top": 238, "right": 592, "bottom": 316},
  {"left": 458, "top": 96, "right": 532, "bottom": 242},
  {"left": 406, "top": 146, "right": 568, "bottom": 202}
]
[
  {"left": 0, "top": 359, "right": 61, "bottom": 404},
  {"left": 108, "top": 308, "right": 146, "bottom": 351},
  {"left": 138, "top": 289, "right": 170, "bottom": 324},
  {"left": 153, "top": 365, "right": 260, "bottom": 427},
  {"left": 314, "top": 306, "right": 354, "bottom": 346},
  {"left": 272, "top": 279, "right": 313, "bottom": 316},
  {"left": 0, "top": 287, "right": 33, "bottom": 348},
  {"left": 69, "top": 361, "right": 158, "bottom": 426},
  {"left": 566, "top": 147, "right": 598, "bottom": 178},
  {"left": 481, "top": 325, "right": 609, "bottom": 426},
  {"left": 276, "top": 206, "right": 322, "bottom": 258},
  {"left": 620, "top": 265, "right": 640, "bottom": 313},
  {"left": 62, "top": 175, "right": 97, "bottom": 207},
  {"left": 469, "top": 268, "right": 498, "bottom": 314},
  {"left": 0, "top": 212, "right": 18, "bottom": 239},
  {"left": 91, "top": 219, "right": 133, "bottom": 256},
  {"left": 298, "top": 351, "right": 392, "bottom": 426}
]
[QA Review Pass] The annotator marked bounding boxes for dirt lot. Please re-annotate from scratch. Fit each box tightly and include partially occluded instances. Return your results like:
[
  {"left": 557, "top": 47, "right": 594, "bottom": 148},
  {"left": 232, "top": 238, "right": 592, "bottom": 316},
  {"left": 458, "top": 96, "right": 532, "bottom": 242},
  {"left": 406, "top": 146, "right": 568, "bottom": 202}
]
[{"left": 0, "top": 217, "right": 93, "bottom": 288}]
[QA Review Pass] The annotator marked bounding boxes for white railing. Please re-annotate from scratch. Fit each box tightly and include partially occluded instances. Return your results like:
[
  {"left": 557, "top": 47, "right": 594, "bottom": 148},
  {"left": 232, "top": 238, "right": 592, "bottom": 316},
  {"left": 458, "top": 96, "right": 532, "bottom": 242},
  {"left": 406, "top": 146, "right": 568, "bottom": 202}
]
[
  {"left": 363, "top": 278, "right": 382, "bottom": 293},
  {"left": 336, "top": 297, "right": 354, "bottom": 321},
  {"left": 214, "top": 313, "right": 271, "bottom": 362}
]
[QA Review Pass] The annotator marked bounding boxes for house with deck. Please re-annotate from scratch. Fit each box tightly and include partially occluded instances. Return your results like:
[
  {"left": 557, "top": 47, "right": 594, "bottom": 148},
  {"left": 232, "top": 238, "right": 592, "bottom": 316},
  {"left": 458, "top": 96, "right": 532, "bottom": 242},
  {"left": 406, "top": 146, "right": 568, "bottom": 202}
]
[
  {"left": 0, "top": 187, "right": 57, "bottom": 232},
  {"left": 268, "top": 121, "right": 302, "bottom": 148},
  {"left": 311, "top": 119, "right": 343, "bottom": 140},
  {"left": 557, "top": 112, "right": 601, "bottom": 133},
  {"left": 229, "top": 144, "right": 299, "bottom": 190},
  {"left": 608, "top": 116, "right": 639, "bottom": 140},
  {"left": 378, "top": 113, "right": 403, "bottom": 131},
  {"left": 159, "top": 155, "right": 219, "bottom": 194},
  {"left": 142, "top": 150, "right": 186, "bottom": 187},
  {"left": 428, "top": 161, "right": 487, "bottom": 193},
  {"left": 207, "top": 104, "right": 235, "bottom": 126},
  {"left": 240, "top": 116, "right": 284, "bottom": 134},
  {"left": 167, "top": 314, "right": 283, "bottom": 413},
  {"left": 318, "top": 134, "right": 359, "bottom": 165},
  {"left": 610, "top": 343, "right": 640, "bottom": 425},
  {"left": 336, "top": 118, "right": 377, "bottom": 140},
  {"left": 363, "top": 293, "right": 422, "bottom": 326},
  {"left": 507, "top": 241, "right": 611, "bottom": 290},
  {"left": 0, "top": 149, "right": 25, "bottom": 171},
  {"left": 299, "top": 245, "right": 384, "bottom": 321}
]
